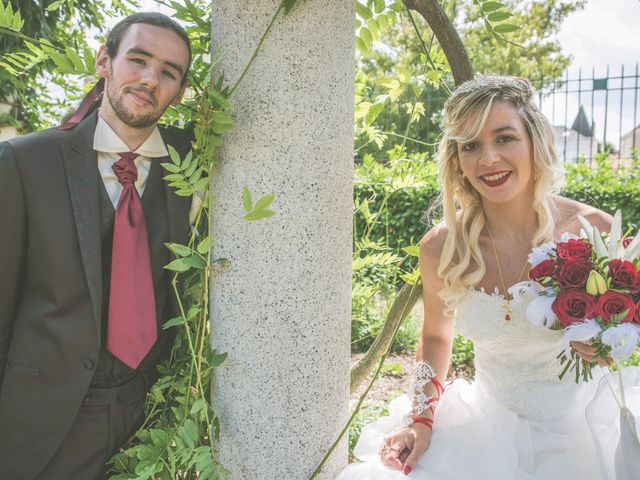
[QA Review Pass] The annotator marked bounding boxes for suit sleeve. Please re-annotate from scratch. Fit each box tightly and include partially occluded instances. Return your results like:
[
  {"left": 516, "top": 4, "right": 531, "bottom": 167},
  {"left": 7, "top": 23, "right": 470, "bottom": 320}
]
[{"left": 0, "top": 142, "right": 27, "bottom": 389}]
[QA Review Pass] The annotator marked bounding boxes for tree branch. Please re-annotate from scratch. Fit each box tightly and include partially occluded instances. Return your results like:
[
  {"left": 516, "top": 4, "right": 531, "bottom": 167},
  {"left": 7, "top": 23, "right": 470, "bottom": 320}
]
[
  {"left": 403, "top": 0, "right": 474, "bottom": 86},
  {"left": 350, "top": 281, "right": 423, "bottom": 393}
]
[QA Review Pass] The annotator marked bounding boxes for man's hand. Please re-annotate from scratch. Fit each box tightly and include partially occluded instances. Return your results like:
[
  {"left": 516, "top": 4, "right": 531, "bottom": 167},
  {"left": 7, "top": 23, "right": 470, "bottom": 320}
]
[{"left": 380, "top": 423, "right": 431, "bottom": 475}]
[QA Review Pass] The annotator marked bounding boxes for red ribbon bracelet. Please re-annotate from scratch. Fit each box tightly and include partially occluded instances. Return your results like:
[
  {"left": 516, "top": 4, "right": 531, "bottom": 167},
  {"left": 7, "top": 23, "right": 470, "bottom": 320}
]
[{"left": 411, "top": 416, "right": 434, "bottom": 429}]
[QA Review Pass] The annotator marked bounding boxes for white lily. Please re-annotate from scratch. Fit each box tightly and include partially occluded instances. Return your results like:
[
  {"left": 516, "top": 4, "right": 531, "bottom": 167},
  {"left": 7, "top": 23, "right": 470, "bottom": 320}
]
[
  {"left": 593, "top": 225, "right": 609, "bottom": 258},
  {"left": 528, "top": 242, "right": 556, "bottom": 267},
  {"left": 526, "top": 294, "right": 556, "bottom": 328},
  {"left": 562, "top": 319, "right": 603, "bottom": 357},
  {"left": 608, "top": 210, "right": 623, "bottom": 259},
  {"left": 601, "top": 323, "right": 640, "bottom": 362},
  {"left": 577, "top": 214, "right": 595, "bottom": 245}
]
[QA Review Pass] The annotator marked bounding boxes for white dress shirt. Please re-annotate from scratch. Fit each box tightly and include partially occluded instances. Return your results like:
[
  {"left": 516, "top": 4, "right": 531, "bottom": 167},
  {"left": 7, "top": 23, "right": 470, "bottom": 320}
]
[{"left": 93, "top": 116, "right": 169, "bottom": 208}]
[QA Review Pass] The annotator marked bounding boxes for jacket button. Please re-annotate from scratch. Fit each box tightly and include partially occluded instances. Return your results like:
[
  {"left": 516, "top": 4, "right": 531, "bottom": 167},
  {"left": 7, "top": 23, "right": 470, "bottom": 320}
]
[{"left": 84, "top": 359, "right": 95, "bottom": 370}]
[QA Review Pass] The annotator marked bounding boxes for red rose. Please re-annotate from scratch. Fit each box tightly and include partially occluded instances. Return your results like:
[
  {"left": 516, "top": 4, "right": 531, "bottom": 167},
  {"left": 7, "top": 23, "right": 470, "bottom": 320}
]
[
  {"left": 556, "top": 238, "right": 592, "bottom": 261},
  {"left": 596, "top": 290, "right": 636, "bottom": 323},
  {"left": 608, "top": 259, "right": 640, "bottom": 291},
  {"left": 555, "top": 259, "right": 592, "bottom": 289},
  {"left": 552, "top": 290, "right": 597, "bottom": 327},
  {"left": 529, "top": 259, "right": 556, "bottom": 282}
]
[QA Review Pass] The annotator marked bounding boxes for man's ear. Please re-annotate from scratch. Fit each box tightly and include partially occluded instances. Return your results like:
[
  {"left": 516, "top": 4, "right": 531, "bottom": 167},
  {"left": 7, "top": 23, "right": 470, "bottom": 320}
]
[
  {"left": 95, "top": 45, "right": 110, "bottom": 79},
  {"left": 170, "top": 81, "right": 188, "bottom": 106}
]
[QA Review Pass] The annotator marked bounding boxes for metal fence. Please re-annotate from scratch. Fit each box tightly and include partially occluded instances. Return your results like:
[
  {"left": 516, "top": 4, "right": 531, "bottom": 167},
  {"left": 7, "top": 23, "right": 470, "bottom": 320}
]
[
  {"left": 533, "top": 65, "right": 640, "bottom": 165},
  {"left": 373, "top": 64, "right": 640, "bottom": 166}
]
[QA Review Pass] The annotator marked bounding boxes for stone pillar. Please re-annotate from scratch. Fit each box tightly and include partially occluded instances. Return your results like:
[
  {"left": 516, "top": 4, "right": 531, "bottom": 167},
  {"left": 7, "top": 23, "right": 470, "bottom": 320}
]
[{"left": 209, "top": 1, "right": 354, "bottom": 479}]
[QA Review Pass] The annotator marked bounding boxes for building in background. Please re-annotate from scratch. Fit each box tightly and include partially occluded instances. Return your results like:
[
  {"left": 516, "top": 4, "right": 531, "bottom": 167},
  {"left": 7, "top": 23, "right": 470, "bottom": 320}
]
[
  {"left": 552, "top": 105, "right": 599, "bottom": 163},
  {"left": 620, "top": 124, "right": 640, "bottom": 159}
]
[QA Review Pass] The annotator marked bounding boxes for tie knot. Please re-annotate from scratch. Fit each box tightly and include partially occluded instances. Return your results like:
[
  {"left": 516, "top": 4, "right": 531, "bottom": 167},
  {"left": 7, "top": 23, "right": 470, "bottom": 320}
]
[{"left": 112, "top": 152, "right": 139, "bottom": 186}]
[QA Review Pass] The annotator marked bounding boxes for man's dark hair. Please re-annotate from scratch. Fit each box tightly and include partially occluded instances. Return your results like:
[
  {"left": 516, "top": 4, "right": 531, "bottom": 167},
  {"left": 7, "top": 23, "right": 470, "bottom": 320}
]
[{"left": 105, "top": 12, "right": 192, "bottom": 85}]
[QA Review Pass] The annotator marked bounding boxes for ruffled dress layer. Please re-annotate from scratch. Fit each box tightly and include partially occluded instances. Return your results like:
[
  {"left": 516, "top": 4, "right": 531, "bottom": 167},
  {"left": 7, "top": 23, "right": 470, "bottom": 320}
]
[{"left": 337, "top": 289, "right": 640, "bottom": 480}]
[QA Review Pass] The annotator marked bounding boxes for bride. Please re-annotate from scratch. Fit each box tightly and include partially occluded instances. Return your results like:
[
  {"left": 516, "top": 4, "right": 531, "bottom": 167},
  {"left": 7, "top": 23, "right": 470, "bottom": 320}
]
[{"left": 337, "top": 75, "right": 628, "bottom": 479}]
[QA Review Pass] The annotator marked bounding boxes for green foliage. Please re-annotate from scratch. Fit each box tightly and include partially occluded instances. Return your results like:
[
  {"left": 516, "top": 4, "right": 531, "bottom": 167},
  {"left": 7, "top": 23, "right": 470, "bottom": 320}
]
[
  {"left": 353, "top": 152, "right": 640, "bottom": 261},
  {"left": 563, "top": 152, "right": 640, "bottom": 227},
  {"left": 355, "top": 0, "right": 586, "bottom": 157},
  {"left": 451, "top": 334, "right": 475, "bottom": 375},
  {"left": 473, "top": 0, "right": 521, "bottom": 45},
  {"left": 0, "top": 0, "right": 133, "bottom": 131},
  {"left": 242, "top": 187, "right": 277, "bottom": 221}
]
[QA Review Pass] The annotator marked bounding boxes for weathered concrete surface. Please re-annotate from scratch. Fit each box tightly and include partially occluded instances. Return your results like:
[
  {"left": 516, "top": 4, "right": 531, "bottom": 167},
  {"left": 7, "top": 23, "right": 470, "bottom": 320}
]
[{"left": 209, "top": 1, "right": 354, "bottom": 478}]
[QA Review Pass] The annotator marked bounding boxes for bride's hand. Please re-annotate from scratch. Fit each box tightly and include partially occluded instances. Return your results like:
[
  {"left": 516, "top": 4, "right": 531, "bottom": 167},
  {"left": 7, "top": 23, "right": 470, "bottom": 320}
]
[
  {"left": 570, "top": 341, "right": 611, "bottom": 366},
  {"left": 380, "top": 424, "right": 432, "bottom": 475}
]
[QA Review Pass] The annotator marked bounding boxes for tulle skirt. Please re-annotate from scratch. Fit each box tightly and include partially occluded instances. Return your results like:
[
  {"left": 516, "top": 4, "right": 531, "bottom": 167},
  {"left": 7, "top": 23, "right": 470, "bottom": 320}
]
[{"left": 337, "top": 367, "right": 640, "bottom": 480}]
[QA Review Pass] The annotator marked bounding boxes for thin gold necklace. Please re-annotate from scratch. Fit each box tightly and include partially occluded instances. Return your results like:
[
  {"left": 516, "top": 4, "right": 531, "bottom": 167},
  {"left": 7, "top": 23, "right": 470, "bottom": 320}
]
[{"left": 485, "top": 224, "right": 529, "bottom": 321}]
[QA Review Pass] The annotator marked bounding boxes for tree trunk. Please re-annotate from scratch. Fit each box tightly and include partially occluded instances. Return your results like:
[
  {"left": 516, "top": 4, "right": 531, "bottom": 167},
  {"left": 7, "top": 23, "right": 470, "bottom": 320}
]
[
  {"left": 350, "top": 1, "right": 474, "bottom": 394},
  {"left": 403, "top": 0, "right": 474, "bottom": 86},
  {"left": 350, "top": 281, "right": 422, "bottom": 393}
]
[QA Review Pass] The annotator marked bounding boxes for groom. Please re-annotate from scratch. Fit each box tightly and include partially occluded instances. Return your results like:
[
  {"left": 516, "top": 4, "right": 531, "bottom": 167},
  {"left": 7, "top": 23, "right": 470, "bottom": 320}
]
[{"left": 0, "top": 12, "right": 194, "bottom": 479}]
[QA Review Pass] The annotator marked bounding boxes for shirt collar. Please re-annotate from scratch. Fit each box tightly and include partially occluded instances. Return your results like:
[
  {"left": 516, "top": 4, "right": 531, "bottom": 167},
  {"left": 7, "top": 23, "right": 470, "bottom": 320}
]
[{"left": 93, "top": 114, "right": 168, "bottom": 158}]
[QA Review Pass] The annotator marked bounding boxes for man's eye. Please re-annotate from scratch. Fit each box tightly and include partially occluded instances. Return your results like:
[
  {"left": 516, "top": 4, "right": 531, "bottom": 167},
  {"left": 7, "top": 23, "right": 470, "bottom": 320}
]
[
  {"left": 130, "top": 58, "right": 145, "bottom": 65},
  {"left": 163, "top": 70, "right": 177, "bottom": 80}
]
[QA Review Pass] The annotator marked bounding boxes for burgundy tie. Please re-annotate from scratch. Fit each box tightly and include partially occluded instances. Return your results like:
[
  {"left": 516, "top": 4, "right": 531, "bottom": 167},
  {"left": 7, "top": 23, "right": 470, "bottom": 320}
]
[{"left": 107, "top": 152, "right": 157, "bottom": 369}]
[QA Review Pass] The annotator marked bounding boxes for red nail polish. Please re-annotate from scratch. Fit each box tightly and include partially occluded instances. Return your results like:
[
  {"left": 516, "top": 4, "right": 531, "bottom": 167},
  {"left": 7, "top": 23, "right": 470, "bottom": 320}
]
[{"left": 403, "top": 466, "right": 412, "bottom": 475}]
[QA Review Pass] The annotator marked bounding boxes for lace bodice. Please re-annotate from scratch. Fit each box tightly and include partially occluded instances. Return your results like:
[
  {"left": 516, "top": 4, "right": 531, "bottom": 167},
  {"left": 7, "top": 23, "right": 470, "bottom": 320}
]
[{"left": 456, "top": 288, "right": 590, "bottom": 421}]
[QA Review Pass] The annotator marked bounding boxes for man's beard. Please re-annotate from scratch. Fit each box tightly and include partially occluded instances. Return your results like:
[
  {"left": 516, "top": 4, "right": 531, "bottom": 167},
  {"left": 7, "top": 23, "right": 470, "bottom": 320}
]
[{"left": 106, "top": 85, "right": 164, "bottom": 129}]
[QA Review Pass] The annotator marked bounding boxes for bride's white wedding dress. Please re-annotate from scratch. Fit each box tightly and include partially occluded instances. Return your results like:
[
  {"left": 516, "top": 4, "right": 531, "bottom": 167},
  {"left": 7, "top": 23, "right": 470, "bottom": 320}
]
[{"left": 338, "top": 288, "right": 640, "bottom": 480}]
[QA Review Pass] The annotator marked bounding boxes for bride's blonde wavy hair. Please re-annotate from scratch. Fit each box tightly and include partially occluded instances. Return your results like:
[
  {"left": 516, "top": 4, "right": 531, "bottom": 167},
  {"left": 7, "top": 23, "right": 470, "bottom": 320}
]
[{"left": 435, "top": 75, "right": 564, "bottom": 314}]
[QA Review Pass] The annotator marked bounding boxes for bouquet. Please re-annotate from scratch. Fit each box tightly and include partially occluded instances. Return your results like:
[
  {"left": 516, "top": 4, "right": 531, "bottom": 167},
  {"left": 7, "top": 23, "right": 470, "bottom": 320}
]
[{"left": 520, "top": 210, "right": 640, "bottom": 383}]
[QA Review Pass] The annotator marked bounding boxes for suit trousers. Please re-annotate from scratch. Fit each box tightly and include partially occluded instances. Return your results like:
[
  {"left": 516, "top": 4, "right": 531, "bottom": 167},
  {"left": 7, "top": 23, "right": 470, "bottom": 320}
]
[{"left": 35, "top": 378, "right": 148, "bottom": 480}]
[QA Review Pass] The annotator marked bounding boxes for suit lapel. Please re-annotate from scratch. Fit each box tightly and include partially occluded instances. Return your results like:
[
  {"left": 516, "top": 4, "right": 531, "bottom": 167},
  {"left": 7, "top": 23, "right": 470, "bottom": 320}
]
[{"left": 61, "top": 113, "right": 102, "bottom": 335}]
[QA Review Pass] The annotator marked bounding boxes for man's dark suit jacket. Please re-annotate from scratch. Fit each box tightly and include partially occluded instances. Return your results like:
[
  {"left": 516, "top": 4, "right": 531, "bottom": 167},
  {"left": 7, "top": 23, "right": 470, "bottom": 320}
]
[{"left": 0, "top": 112, "right": 192, "bottom": 479}]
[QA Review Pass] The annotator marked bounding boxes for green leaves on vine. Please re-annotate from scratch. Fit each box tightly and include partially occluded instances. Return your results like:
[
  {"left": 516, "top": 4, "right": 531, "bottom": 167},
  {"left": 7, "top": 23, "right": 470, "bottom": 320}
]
[
  {"left": 163, "top": 147, "right": 209, "bottom": 199},
  {"left": 0, "top": 0, "right": 23, "bottom": 30},
  {"left": 474, "top": 0, "right": 521, "bottom": 45},
  {"left": 0, "top": 3, "right": 95, "bottom": 77},
  {"left": 355, "top": 0, "right": 402, "bottom": 55},
  {"left": 242, "top": 187, "right": 276, "bottom": 221},
  {"left": 164, "top": 243, "right": 207, "bottom": 273}
]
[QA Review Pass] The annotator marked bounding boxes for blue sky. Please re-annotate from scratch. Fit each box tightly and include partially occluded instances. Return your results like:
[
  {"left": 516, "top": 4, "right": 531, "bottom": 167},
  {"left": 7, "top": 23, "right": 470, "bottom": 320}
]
[{"left": 542, "top": 0, "right": 640, "bottom": 148}]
